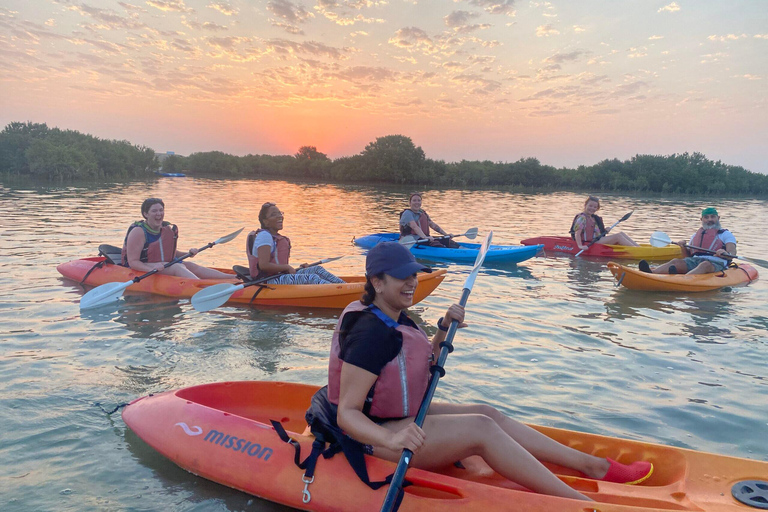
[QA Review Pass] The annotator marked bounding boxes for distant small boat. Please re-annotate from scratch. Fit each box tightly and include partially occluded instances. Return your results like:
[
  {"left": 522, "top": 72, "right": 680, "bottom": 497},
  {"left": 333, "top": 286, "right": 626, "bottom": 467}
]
[{"left": 155, "top": 171, "right": 186, "bottom": 177}]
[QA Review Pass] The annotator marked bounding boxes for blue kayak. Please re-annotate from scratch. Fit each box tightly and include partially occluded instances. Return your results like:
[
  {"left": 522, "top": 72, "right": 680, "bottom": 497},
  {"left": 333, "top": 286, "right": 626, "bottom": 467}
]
[{"left": 353, "top": 233, "right": 543, "bottom": 264}]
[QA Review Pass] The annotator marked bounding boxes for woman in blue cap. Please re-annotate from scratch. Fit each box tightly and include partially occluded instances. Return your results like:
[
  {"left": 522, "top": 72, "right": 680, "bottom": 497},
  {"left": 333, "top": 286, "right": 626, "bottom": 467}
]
[{"left": 306, "top": 242, "right": 652, "bottom": 500}]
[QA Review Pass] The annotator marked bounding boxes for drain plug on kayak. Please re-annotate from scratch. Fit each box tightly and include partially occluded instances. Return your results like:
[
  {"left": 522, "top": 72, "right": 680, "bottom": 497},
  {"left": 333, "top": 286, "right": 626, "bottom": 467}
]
[{"left": 732, "top": 480, "right": 768, "bottom": 509}]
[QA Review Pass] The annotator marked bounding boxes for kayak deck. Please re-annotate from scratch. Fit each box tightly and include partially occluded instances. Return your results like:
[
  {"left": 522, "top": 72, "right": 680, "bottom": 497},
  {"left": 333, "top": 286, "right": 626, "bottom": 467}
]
[
  {"left": 608, "top": 262, "right": 759, "bottom": 292},
  {"left": 354, "top": 233, "right": 543, "bottom": 264},
  {"left": 521, "top": 236, "right": 684, "bottom": 260},
  {"left": 123, "top": 381, "right": 768, "bottom": 512},
  {"left": 57, "top": 257, "right": 446, "bottom": 308}
]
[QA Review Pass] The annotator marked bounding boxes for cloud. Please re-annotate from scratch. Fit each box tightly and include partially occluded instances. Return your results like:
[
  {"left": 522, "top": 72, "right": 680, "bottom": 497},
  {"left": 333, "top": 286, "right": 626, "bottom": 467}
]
[
  {"left": 331, "top": 65, "right": 399, "bottom": 82},
  {"left": 465, "top": 0, "right": 516, "bottom": 16},
  {"left": 707, "top": 34, "right": 748, "bottom": 42},
  {"left": 543, "top": 49, "right": 587, "bottom": 64},
  {"left": 755, "top": 34, "right": 768, "bottom": 39},
  {"left": 207, "top": 1, "right": 238, "bottom": 16},
  {"left": 265, "top": 38, "right": 350, "bottom": 60},
  {"left": 314, "top": 0, "right": 385, "bottom": 26},
  {"left": 573, "top": 25, "right": 585, "bottom": 33},
  {"left": 536, "top": 24, "right": 559, "bottom": 37},
  {"left": 146, "top": 0, "right": 194, "bottom": 13},
  {"left": 66, "top": 3, "right": 146, "bottom": 30},
  {"left": 649, "top": 35, "right": 664, "bottom": 40},
  {"left": 267, "top": 0, "right": 314, "bottom": 23},
  {"left": 657, "top": 2, "right": 680, "bottom": 13},
  {"left": 444, "top": 10, "right": 479, "bottom": 27},
  {"left": 184, "top": 19, "right": 229, "bottom": 31},
  {"left": 388, "top": 27, "right": 436, "bottom": 53},
  {"left": 732, "top": 74, "right": 761, "bottom": 80}
]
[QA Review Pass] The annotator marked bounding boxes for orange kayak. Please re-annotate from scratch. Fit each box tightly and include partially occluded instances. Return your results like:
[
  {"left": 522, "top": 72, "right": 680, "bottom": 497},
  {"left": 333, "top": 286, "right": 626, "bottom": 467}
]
[
  {"left": 608, "top": 262, "right": 759, "bottom": 292},
  {"left": 57, "top": 257, "right": 446, "bottom": 308},
  {"left": 123, "top": 381, "right": 768, "bottom": 512}
]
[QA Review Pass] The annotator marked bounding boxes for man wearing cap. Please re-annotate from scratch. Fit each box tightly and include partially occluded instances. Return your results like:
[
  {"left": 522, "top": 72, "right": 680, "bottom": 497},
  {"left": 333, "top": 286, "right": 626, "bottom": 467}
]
[{"left": 639, "top": 207, "right": 737, "bottom": 274}]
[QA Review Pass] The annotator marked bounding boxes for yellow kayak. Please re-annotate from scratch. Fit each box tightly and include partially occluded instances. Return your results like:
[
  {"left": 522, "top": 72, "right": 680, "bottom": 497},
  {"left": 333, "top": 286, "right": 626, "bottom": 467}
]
[{"left": 608, "top": 262, "right": 759, "bottom": 292}]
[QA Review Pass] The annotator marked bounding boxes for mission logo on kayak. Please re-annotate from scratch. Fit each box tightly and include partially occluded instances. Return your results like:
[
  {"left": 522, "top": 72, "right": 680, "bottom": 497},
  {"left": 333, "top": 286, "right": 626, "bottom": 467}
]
[
  {"left": 176, "top": 422, "right": 274, "bottom": 460},
  {"left": 554, "top": 245, "right": 575, "bottom": 251}
]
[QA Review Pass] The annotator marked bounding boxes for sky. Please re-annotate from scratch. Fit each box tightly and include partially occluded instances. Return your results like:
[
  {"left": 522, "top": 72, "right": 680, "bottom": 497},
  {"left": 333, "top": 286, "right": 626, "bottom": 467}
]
[{"left": 1, "top": 0, "right": 766, "bottom": 172}]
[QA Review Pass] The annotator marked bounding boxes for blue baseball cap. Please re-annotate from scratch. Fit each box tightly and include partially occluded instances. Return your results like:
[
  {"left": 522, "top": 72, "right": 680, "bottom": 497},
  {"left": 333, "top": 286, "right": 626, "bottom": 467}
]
[{"left": 366, "top": 242, "right": 432, "bottom": 279}]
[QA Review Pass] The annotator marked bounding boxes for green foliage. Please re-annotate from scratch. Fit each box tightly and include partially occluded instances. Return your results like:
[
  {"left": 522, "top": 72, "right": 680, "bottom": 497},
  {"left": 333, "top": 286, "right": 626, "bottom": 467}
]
[
  {"left": 0, "top": 122, "right": 157, "bottom": 180},
  {"left": 3, "top": 122, "right": 766, "bottom": 195}
]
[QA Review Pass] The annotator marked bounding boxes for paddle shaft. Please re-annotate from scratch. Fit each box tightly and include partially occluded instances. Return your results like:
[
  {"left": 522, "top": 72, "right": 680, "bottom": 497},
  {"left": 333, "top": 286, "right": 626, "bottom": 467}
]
[
  {"left": 129, "top": 241, "right": 216, "bottom": 284},
  {"left": 403, "top": 228, "right": 478, "bottom": 246}
]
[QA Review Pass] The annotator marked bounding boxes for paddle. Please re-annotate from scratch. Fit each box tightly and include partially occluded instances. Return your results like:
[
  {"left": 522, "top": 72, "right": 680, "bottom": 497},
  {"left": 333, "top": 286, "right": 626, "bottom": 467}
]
[
  {"left": 684, "top": 245, "right": 768, "bottom": 270},
  {"left": 79, "top": 228, "right": 244, "bottom": 310},
  {"left": 574, "top": 210, "right": 634, "bottom": 257},
  {"left": 649, "top": 231, "right": 673, "bottom": 247},
  {"left": 190, "top": 256, "right": 344, "bottom": 312},
  {"left": 379, "top": 231, "right": 493, "bottom": 512},
  {"left": 399, "top": 227, "right": 479, "bottom": 248}
]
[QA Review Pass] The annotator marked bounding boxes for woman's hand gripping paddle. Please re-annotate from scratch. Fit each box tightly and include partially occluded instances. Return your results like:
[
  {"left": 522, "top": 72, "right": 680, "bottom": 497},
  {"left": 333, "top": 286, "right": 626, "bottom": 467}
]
[
  {"left": 190, "top": 256, "right": 344, "bottom": 312},
  {"left": 379, "top": 231, "right": 493, "bottom": 512},
  {"left": 399, "top": 227, "right": 479, "bottom": 248},
  {"left": 574, "top": 210, "right": 634, "bottom": 257},
  {"left": 79, "top": 228, "right": 244, "bottom": 310}
]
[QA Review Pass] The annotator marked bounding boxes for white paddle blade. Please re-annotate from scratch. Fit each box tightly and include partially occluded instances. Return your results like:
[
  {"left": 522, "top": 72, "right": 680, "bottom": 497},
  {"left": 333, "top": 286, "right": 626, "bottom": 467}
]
[
  {"left": 191, "top": 283, "right": 244, "bottom": 312},
  {"left": 80, "top": 281, "right": 130, "bottom": 310},
  {"left": 214, "top": 227, "right": 244, "bottom": 245},
  {"left": 464, "top": 231, "right": 493, "bottom": 291},
  {"left": 463, "top": 227, "right": 479, "bottom": 239},
  {"left": 398, "top": 235, "right": 420, "bottom": 247},
  {"left": 649, "top": 231, "right": 672, "bottom": 247}
]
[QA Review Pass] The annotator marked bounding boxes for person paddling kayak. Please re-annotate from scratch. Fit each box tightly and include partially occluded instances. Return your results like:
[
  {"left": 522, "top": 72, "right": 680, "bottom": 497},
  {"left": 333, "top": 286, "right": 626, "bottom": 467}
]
[
  {"left": 122, "top": 198, "right": 231, "bottom": 279},
  {"left": 305, "top": 242, "right": 653, "bottom": 501},
  {"left": 571, "top": 196, "right": 638, "bottom": 250},
  {"left": 247, "top": 202, "right": 345, "bottom": 284},
  {"left": 399, "top": 192, "right": 460, "bottom": 248},
  {"left": 639, "top": 207, "right": 737, "bottom": 274}
]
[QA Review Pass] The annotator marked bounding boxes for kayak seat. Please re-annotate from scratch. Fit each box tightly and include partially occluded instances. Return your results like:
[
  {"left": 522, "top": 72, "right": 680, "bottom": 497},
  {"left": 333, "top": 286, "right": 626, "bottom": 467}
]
[
  {"left": 98, "top": 244, "right": 123, "bottom": 265},
  {"left": 232, "top": 265, "right": 251, "bottom": 281}
]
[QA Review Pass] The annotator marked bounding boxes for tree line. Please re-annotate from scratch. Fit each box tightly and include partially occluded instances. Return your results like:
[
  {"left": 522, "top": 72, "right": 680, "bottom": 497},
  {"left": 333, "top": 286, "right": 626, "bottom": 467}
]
[{"left": 2, "top": 122, "right": 767, "bottom": 195}]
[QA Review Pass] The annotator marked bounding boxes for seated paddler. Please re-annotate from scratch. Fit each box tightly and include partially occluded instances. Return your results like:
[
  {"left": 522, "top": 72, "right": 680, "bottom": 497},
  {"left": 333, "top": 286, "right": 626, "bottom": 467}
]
[
  {"left": 305, "top": 241, "right": 654, "bottom": 501},
  {"left": 247, "top": 202, "right": 344, "bottom": 285},
  {"left": 399, "top": 192, "right": 460, "bottom": 248},
  {"left": 122, "top": 198, "right": 231, "bottom": 279}
]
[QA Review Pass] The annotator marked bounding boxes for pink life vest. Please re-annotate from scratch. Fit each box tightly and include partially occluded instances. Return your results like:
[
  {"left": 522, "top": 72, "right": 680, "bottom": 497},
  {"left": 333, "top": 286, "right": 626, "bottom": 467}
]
[
  {"left": 121, "top": 221, "right": 178, "bottom": 266},
  {"left": 328, "top": 301, "right": 433, "bottom": 419},
  {"left": 570, "top": 213, "right": 605, "bottom": 243},
  {"left": 400, "top": 209, "right": 431, "bottom": 238},
  {"left": 690, "top": 228, "right": 726, "bottom": 255},
  {"left": 246, "top": 229, "right": 292, "bottom": 279}
]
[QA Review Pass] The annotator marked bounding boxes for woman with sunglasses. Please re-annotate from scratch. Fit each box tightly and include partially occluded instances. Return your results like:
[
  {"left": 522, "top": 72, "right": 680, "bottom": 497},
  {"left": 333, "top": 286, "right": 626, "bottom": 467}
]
[
  {"left": 246, "top": 202, "right": 345, "bottom": 285},
  {"left": 122, "top": 198, "right": 231, "bottom": 279}
]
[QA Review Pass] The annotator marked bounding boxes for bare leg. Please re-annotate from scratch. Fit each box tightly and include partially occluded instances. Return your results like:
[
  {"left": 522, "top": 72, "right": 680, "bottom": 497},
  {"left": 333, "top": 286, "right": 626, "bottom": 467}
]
[
  {"left": 596, "top": 233, "right": 638, "bottom": 246},
  {"left": 184, "top": 261, "right": 235, "bottom": 279},
  {"left": 686, "top": 261, "right": 716, "bottom": 275},
  {"left": 159, "top": 263, "right": 199, "bottom": 278},
  {"left": 428, "top": 403, "right": 609, "bottom": 478},
  {"left": 651, "top": 258, "right": 687, "bottom": 274},
  {"left": 374, "top": 413, "right": 592, "bottom": 501}
]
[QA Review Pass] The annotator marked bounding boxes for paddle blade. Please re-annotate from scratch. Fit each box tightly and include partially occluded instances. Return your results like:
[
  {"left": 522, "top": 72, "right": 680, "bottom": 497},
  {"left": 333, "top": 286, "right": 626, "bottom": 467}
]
[
  {"left": 191, "top": 283, "right": 244, "bottom": 312},
  {"left": 463, "top": 227, "right": 479, "bottom": 239},
  {"left": 214, "top": 227, "right": 244, "bottom": 245},
  {"left": 619, "top": 210, "right": 634, "bottom": 222},
  {"left": 649, "top": 231, "right": 672, "bottom": 247},
  {"left": 316, "top": 256, "right": 343, "bottom": 265},
  {"left": 80, "top": 281, "right": 130, "bottom": 310},
  {"left": 398, "top": 235, "right": 420, "bottom": 247},
  {"left": 463, "top": 231, "right": 493, "bottom": 291}
]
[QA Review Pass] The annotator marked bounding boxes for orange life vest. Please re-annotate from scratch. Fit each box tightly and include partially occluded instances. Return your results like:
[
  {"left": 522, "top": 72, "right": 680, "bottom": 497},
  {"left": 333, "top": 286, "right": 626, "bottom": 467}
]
[
  {"left": 328, "top": 301, "right": 433, "bottom": 419},
  {"left": 246, "top": 229, "right": 292, "bottom": 279},
  {"left": 121, "top": 221, "right": 178, "bottom": 266}
]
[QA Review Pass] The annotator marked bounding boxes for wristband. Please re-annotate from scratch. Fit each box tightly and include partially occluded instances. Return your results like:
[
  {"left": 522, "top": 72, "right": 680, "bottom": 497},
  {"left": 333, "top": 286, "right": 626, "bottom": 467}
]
[{"left": 437, "top": 317, "right": 449, "bottom": 332}]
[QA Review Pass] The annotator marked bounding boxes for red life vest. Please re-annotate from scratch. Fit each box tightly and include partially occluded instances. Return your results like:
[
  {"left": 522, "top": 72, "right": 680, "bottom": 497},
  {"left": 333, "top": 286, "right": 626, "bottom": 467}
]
[
  {"left": 121, "top": 221, "right": 178, "bottom": 266},
  {"left": 570, "top": 213, "right": 606, "bottom": 243},
  {"left": 690, "top": 228, "right": 726, "bottom": 255},
  {"left": 246, "top": 229, "right": 292, "bottom": 279},
  {"left": 328, "top": 301, "right": 433, "bottom": 419},
  {"left": 399, "top": 209, "right": 431, "bottom": 238}
]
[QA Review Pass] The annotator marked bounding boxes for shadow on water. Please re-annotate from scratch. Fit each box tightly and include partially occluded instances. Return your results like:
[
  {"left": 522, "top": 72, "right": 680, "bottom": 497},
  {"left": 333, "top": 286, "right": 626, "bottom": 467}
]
[{"left": 122, "top": 428, "right": 294, "bottom": 512}]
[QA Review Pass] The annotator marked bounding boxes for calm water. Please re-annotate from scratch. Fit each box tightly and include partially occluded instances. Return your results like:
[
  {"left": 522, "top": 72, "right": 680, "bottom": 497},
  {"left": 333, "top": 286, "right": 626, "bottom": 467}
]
[{"left": 1, "top": 178, "right": 767, "bottom": 512}]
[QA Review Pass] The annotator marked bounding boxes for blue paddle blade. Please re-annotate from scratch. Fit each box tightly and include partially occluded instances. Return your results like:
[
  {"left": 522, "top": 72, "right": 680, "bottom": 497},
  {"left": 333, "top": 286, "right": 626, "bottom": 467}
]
[{"left": 80, "top": 280, "right": 131, "bottom": 310}]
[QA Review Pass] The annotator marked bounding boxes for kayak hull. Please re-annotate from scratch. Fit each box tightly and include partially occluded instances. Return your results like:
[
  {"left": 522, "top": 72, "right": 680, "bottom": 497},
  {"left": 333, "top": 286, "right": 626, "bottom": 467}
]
[
  {"left": 123, "top": 380, "right": 768, "bottom": 512},
  {"left": 56, "top": 257, "right": 445, "bottom": 308},
  {"left": 521, "top": 236, "right": 683, "bottom": 260},
  {"left": 354, "top": 233, "right": 542, "bottom": 264},
  {"left": 608, "top": 262, "right": 759, "bottom": 292}
]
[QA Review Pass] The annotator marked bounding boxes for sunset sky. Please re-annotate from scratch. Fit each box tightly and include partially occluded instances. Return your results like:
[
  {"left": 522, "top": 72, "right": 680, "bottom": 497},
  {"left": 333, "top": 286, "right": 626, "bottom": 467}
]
[{"left": 1, "top": 0, "right": 766, "bottom": 172}]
